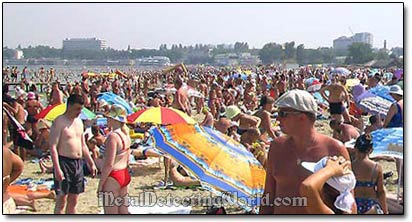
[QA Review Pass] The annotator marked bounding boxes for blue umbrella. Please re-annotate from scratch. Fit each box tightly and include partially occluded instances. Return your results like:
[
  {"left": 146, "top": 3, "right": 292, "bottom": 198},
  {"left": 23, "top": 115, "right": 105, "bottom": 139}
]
[
  {"left": 356, "top": 85, "right": 395, "bottom": 116},
  {"left": 370, "top": 127, "right": 403, "bottom": 159},
  {"left": 232, "top": 73, "right": 248, "bottom": 80},
  {"left": 97, "top": 92, "right": 133, "bottom": 114},
  {"left": 330, "top": 67, "right": 351, "bottom": 76}
]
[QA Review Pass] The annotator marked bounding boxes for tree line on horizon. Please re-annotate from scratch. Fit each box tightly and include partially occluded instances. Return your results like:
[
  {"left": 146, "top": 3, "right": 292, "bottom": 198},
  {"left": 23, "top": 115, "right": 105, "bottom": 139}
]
[{"left": 3, "top": 41, "right": 403, "bottom": 66}]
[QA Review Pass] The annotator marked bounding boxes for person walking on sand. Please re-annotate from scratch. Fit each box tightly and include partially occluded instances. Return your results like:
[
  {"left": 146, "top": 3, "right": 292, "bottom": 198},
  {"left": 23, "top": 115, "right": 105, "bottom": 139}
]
[
  {"left": 259, "top": 90, "right": 355, "bottom": 214},
  {"left": 49, "top": 94, "right": 97, "bottom": 214},
  {"left": 98, "top": 105, "right": 131, "bottom": 214}
]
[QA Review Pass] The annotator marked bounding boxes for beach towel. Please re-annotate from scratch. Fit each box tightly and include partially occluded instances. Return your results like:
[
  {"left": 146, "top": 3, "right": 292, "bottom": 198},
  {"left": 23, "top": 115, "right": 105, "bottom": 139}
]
[{"left": 7, "top": 184, "right": 51, "bottom": 196}]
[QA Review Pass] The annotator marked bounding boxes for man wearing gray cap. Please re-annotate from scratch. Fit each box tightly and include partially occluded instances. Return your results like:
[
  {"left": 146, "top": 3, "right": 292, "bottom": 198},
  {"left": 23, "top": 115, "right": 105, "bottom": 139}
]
[{"left": 259, "top": 89, "right": 355, "bottom": 214}]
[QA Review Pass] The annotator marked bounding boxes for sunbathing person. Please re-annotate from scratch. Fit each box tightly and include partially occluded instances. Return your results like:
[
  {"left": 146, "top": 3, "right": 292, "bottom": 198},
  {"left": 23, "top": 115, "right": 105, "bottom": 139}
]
[{"left": 166, "top": 158, "right": 201, "bottom": 187}]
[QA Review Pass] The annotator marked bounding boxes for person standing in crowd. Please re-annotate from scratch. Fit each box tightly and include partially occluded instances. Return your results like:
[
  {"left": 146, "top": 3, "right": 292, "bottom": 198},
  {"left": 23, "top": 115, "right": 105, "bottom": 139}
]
[
  {"left": 260, "top": 90, "right": 355, "bottom": 214},
  {"left": 319, "top": 76, "right": 351, "bottom": 123},
  {"left": 98, "top": 105, "right": 131, "bottom": 214},
  {"left": 49, "top": 94, "right": 97, "bottom": 214}
]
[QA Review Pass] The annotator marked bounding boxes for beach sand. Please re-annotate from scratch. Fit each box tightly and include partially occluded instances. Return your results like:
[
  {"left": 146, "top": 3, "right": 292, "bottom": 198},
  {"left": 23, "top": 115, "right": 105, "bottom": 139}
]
[{"left": 15, "top": 114, "right": 401, "bottom": 214}]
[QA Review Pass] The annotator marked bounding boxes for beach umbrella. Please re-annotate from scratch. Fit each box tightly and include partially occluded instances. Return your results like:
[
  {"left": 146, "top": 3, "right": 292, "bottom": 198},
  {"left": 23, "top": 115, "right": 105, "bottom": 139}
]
[
  {"left": 232, "top": 73, "right": 248, "bottom": 80},
  {"left": 304, "top": 77, "right": 322, "bottom": 92},
  {"left": 370, "top": 127, "right": 403, "bottom": 159},
  {"left": 345, "top": 78, "right": 361, "bottom": 89},
  {"left": 352, "top": 84, "right": 366, "bottom": 102},
  {"left": 394, "top": 69, "right": 403, "bottom": 80},
  {"left": 357, "top": 96, "right": 393, "bottom": 117},
  {"left": 35, "top": 103, "right": 96, "bottom": 121},
  {"left": 127, "top": 107, "right": 196, "bottom": 125},
  {"left": 370, "top": 127, "right": 403, "bottom": 203},
  {"left": 151, "top": 124, "right": 266, "bottom": 212},
  {"left": 330, "top": 67, "right": 351, "bottom": 76},
  {"left": 97, "top": 92, "right": 133, "bottom": 114}
]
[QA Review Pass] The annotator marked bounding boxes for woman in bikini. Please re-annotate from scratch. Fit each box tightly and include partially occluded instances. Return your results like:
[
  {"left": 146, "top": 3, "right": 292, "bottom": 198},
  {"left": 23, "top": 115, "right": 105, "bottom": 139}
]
[
  {"left": 98, "top": 105, "right": 131, "bottom": 214},
  {"left": 352, "top": 134, "right": 388, "bottom": 214}
]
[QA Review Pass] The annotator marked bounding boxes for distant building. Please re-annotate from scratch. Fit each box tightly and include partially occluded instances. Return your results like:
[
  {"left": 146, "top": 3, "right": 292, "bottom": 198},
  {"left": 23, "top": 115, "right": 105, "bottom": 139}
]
[
  {"left": 214, "top": 53, "right": 260, "bottom": 66},
  {"left": 352, "top": 32, "right": 373, "bottom": 45},
  {"left": 333, "top": 36, "right": 353, "bottom": 50},
  {"left": 333, "top": 32, "right": 373, "bottom": 50},
  {"left": 13, "top": 49, "right": 24, "bottom": 60},
  {"left": 63, "top": 37, "right": 107, "bottom": 51}
]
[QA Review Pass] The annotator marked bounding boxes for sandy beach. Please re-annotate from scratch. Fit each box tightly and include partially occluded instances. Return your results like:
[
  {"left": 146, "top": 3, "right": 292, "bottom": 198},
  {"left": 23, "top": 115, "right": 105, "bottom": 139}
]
[{"left": 15, "top": 115, "right": 401, "bottom": 214}]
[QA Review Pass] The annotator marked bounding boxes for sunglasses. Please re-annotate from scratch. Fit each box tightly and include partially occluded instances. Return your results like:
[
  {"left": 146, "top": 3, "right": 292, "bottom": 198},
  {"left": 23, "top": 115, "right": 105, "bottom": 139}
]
[{"left": 278, "top": 110, "right": 303, "bottom": 118}]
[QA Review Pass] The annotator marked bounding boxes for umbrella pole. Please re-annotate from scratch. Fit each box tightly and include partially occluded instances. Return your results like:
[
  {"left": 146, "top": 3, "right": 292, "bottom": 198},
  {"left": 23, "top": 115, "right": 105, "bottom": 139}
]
[{"left": 397, "top": 159, "right": 403, "bottom": 204}]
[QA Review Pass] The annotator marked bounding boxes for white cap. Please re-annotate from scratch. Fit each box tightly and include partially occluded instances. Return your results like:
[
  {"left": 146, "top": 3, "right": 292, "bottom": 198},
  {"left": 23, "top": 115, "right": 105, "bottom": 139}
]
[
  {"left": 301, "top": 157, "right": 356, "bottom": 213},
  {"left": 275, "top": 89, "right": 318, "bottom": 115},
  {"left": 389, "top": 85, "right": 403, "bottom": 96}
]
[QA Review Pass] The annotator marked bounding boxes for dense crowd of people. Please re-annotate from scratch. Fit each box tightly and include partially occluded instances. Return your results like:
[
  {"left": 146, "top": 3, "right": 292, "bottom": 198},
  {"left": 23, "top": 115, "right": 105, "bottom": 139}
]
[{"left": 2, "top": 63, "right": 404, "bottom": 214}]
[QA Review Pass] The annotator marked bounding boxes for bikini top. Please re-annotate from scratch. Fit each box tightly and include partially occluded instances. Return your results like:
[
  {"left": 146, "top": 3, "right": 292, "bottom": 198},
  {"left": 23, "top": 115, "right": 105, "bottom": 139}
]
[
  {"left": 101, "top": 131, "right": 129, "bottom": 157},
  {"left": 355, "top": 163, "right": 378, "bottom": 188},
  {"left": 113, "top": 131, "right": 129, "bottom": 156}
]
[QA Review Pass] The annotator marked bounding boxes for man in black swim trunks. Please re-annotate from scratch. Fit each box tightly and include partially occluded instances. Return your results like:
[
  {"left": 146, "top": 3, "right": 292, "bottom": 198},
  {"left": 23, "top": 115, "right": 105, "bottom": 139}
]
[
  {"left": 319, "top": 75, "right": 351, "bottom": 123},
  {"left": 49, "top": 94, "right": 97, "bottom": 214}
]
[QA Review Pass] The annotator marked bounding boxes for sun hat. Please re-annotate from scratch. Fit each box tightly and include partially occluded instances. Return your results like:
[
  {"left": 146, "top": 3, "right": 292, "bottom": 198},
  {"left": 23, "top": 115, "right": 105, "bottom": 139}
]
[
  {"left": 301, "top": 156, "right": 356, "bottom": 213},
  {"left": 275, "top": 89, "right": 318, "bottom": 115},
  {"left": 389, "top": 85, "right": 403, "bottom": 96},
  {"left": 15, "top": 88, "right": 27, "bottom": 99},
  {"left": 27, "top": 92, "right": 36, "bottom": 100},
  {"left": 104, "top": 104, "right": 127, "bottom": 123},
  {"left": 225, "top": 105, "right": 242, "bottom": 120},
  {"left": 37, "top": 119, "right": 51, "bottom": 131}
]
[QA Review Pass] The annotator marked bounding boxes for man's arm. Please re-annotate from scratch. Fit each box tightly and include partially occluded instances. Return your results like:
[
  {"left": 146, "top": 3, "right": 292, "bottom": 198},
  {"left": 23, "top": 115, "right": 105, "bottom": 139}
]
[
  {"left": 49, "top": 118, "right": 63, "bottom": 180},
  {"left": 82, "top": 130, "right": 97, "bottom": 177},
  {"left": 319, "top": 86, "right": 329, "bottom": 102}
]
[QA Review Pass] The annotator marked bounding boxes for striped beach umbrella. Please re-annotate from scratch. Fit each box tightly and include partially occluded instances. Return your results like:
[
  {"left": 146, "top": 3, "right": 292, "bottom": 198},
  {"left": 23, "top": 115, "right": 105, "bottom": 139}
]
[
  {"left": 35, "top": 103, "right": 96, "bottom": 121},
  {"left": 127, "top": 107, "right": 196, "bottom": 125},
  {"left": 151, "top": 124, "right": 266, "bottom": 212}
]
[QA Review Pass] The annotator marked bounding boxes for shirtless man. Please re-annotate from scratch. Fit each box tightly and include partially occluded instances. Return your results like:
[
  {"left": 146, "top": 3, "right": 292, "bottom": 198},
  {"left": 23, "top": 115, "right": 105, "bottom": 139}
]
[
  {"left": 260, "top": 90, "right": 355, "bottom": 214},
  {"left": 319, "top": 76, "right": 351, "bottom": 123},
  {"left": 50, "top": 82, "right": 64, "bottom": 106},
  {"left": 254, "top": 96, "right": 278, "bottom": 140},
  {"left": 49, "top": 94, "right": 97, "bottom": 214},
  {"left": 171, "top": 78, "right": 190, "bottom": 116},
  {"left": 329, "top": 119, "right": 360, "bottom": 143}
]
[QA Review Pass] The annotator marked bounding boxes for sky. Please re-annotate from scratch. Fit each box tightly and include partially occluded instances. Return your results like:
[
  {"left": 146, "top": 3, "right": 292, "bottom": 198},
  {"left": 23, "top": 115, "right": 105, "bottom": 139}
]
[{"left": 3, "top": 2, "right": 404, "bottom": 50}]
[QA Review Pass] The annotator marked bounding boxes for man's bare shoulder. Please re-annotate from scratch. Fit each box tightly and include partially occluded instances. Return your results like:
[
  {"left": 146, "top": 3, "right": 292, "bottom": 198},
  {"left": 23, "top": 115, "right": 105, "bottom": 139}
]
[
  {"left": 316, "top": 133, "right": 347, "bottom": 155},
  {"left": 270, "top": 135, "right": 290, "bottom": 152}
]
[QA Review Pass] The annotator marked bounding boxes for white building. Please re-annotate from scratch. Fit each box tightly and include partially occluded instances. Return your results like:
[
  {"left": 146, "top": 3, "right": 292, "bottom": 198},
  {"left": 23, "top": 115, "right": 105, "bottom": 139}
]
[
  {"left": 14, "top": 49, "right": 24, "bottom": 59},
  {"left": 63, "top": 37, "right": 107, "bottom": 50},
  {"left": 333, "top": 32, "right": 373, "bottom": 50}
]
